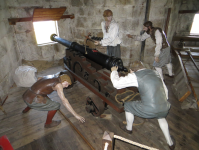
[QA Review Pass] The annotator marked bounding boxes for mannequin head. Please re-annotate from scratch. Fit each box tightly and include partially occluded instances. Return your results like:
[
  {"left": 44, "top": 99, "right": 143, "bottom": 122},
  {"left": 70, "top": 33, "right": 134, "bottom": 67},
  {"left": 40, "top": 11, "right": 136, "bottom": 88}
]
[
  {"left": 130, "top": 61, "right": 145, "bottom": 72},
  {"left": 60, "top": 74, "right": 72, "bottom": 88},
  {"left": 103, "top": 9, "right": 113, "bottom": 22}
]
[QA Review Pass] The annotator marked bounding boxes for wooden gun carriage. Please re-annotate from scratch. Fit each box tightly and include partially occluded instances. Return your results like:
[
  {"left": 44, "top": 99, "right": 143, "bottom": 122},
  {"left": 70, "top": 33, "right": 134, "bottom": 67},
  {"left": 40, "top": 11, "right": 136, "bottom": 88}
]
[{"left": 51, "top": 34, "right": 139, "bottom": 116}]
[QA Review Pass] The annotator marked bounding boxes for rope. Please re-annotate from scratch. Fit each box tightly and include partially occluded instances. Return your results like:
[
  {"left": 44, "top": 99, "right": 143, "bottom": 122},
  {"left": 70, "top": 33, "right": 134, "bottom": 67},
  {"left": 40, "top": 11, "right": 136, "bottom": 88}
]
[
  {"left": 115, "top": 90, "right": 140, "bottom": 104},
  {"left": 58, "top": 110, "right": 95, "bottom": 150},
  {"left": 114, "top": 135, "right": 159, "bottom": 150}
]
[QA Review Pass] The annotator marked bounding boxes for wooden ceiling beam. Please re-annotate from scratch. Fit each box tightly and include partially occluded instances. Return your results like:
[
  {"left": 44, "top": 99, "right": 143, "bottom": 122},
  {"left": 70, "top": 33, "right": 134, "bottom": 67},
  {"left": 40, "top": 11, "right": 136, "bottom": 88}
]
[
  {"left": 8, "top": 7, "right": 74, "bottom": 25},
  {"left": 179, "top": 10, "right": 199, "bottom": 14}
]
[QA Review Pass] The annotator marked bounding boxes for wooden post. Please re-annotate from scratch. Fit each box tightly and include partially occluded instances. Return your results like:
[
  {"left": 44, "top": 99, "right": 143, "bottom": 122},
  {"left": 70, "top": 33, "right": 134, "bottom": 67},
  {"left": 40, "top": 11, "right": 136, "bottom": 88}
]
[
  {"left": 102, "top": 131, "right": 114, "bottom": 150},
  {"left": 164, "top": 8, "right": 171, "bottom": 36}
]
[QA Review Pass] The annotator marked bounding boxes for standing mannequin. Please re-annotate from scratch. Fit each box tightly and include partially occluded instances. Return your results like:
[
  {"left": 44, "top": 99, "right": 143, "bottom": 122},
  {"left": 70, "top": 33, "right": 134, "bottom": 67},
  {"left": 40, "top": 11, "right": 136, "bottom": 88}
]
[
  {"left": 127, "top": 21, "right": 174, "bottom": 80},
  {"left": 110, "top": 61, "right": 175, "bottom": 150},
  {"left": 94, "top": 9, "right": 122, "bottom": 58}
]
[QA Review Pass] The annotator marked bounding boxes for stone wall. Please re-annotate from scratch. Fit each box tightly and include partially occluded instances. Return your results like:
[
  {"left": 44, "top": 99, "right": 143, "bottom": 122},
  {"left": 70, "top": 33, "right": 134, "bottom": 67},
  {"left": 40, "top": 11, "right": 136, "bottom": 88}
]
[
  {"left": 5, "top": 0, "right": 184, "bottom": 68},
  {"left": 0, "top": 0, "right": 22, "bottom": 100},
  {"left": 1, "top": 0, "right": 197, "bottom": 99},
  {"left": 66, "top": 0, "right": 147, "bottom": 67},
  {"left": 175, "top": 0, "right": 199, "bottom": 36}
]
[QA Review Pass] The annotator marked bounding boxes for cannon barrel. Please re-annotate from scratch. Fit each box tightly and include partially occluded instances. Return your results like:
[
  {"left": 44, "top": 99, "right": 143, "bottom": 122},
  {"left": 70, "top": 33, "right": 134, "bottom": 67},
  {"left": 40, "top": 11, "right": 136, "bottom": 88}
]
[{"left": 51, "top": 34, "right": 127, "bottom": 72}]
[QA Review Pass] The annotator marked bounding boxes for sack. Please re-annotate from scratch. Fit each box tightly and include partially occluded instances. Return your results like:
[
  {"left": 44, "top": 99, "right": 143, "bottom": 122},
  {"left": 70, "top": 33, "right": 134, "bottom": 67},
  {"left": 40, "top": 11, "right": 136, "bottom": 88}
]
[{"left": 13, "top": 66, "right": 37, "bottom": 87}]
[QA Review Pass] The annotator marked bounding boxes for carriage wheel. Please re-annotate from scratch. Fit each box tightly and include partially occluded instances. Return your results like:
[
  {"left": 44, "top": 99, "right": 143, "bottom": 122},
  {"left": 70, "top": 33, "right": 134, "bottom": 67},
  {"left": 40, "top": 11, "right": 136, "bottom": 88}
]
[
  {"left": 73, "top": 62, "right": 82, "bottom": 73},
  {"left": 85, "top": 97, "right": 105, "bottom": 117},
  {"left": 94, "top": 80, "right": 101, "bottom": 92}
]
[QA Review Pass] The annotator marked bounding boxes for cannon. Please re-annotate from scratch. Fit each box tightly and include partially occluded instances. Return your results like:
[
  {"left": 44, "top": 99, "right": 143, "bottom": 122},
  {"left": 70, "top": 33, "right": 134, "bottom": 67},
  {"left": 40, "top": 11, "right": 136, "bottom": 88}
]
[
  {"left": 51, "top": 34, "right": 139, "bottom": 116},
  {"left": 50, "top": 34, "right": 127, "bottom": 72}
]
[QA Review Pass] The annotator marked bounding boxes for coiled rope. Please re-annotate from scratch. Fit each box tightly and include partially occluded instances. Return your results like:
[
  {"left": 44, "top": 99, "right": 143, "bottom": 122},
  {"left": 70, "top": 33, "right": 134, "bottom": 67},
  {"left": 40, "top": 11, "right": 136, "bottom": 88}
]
[{"left": 115, "top": 90, "right": 140, "bottom": 104}]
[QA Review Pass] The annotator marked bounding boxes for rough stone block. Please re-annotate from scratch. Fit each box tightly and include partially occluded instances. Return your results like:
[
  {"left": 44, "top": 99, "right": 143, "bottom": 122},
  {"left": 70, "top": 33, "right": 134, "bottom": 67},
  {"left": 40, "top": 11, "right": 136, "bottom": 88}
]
[
  {"left": 151, "top": 0, "right": 168, "bottom": 7},
  {"left": 149, "top": 7, "right": 166, "bottom": 20},
  {"left": 91, "top": 18, "right": 103, "bottom": 29},
  {"left": 104, "top": 0, "right": 116, "bottom": 7},
  {"left": 115, "top": 0, "right": 127, "bottom": 5},
  {"left": 40, "top": 45, "right": 55, "bottom": 60},
  {"left": 79, "top": 7, "right": 96, "bottom": 17},
  {"left": 144, "top": 56, "right": 154, "bottom": 65},
  {"left": 75, "top": 17, "right": 88, "bottom": 28},
  {"left": 58, "top": 19, "right": 74, "bottom": 41},
  {"left": 0, "top": 7, "right": 11, "bottom": 21},
  {"left": 129, "top": 47, "right": 140, "bottom": 60},
  {"left": 121, "top": 58, "right": 130, "bottom": 67},
  {"left": 119, "top": 18, "right": 140, "bottom": 32},
  {"left": 6, "top": 0, "right": 19, "bottom": 7},
  {"left": 93, "top": 8, "right": 104, "bottom": 17},
  {"left": 15, "top": 22, "right": 33, "bottom": 33},
  {"left": 0, "top": 45, "right": 7, "bottom": 60},
  {"left": 2, "top": 34, "right": 16, "bottom": 53},
  {"left": 67, "top": 6, "right": 79, "bottom": 15},
  {"left": 128, "top": 0, "right": 146, "bottom": 6},
  {"left": 92, "top": 0, "right": 105, "bottom": 6},
  {"left": 83, "top": 0, "right": 94, "bottom": 6},
  {"left": 0, "top": 53, "right": 11, "bottom": 79},
  {"left": 149, "top": 19, "right": 165, "bottom": 29},
  {"left": 20, "top": 41, "right": 42, "bottom": 60},
  {"left": 121, "top": 46, "right": 131, "bottom": 59},
  {"left": 53, "top": 48, "right": 65, "bottom": 60},
  {"left": 71, "top": 0, "right": 83, "bottom": 7},
  {"left": 14, "top": 0, "right": 42, "bottom": 7},
  {"left": 73, "top": 28, "right": 87, "bottom": 40},
  {"left": 0, "top": 75, "right": 10, "bottom": 99},
  {"left": 9, "top": 47, "right": 20, "bottom": 68},
  {"left": 46, "top": 1, "right": 70, "bottom": 8},
  {"left": 176, "top": 14, "right": 194, "bottom": 33},
  {"left": 0, "top": 0, "right": 7, "bottom": 10},
  {"left": 0, "top": 22, "right": 10, "bottom": 39},
  {"left": 78, "top": 7, "right": 84, "bottom": 16}
]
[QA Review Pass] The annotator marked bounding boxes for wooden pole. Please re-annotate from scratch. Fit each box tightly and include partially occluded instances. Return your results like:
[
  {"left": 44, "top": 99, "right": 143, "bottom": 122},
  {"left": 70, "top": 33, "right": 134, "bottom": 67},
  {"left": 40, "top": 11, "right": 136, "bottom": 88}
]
[{"left": 58, "top": 110, "right": 95, "bottom": 150}]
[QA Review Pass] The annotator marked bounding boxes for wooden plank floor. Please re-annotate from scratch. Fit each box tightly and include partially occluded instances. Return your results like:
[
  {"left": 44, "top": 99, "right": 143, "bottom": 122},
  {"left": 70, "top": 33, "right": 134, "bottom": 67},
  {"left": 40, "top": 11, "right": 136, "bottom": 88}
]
[
  {"left": 182, "top": 57, "right": 199, "bottom": 99},
  {"left": 0, "top": 74, "right": 199, "bottom": 150}
]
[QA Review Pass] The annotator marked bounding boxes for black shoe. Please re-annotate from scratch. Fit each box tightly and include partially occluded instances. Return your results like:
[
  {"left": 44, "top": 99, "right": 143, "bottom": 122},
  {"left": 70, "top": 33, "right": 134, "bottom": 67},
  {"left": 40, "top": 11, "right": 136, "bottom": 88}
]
[
  {"left": 165, "top": 74, "right": 174, "bottom": 78},
  {"left": 169, "top": 136, "right": 176, "bottom": 150},
  {"left": 119, "top": 123, "right": 132, "bottom": 134}
]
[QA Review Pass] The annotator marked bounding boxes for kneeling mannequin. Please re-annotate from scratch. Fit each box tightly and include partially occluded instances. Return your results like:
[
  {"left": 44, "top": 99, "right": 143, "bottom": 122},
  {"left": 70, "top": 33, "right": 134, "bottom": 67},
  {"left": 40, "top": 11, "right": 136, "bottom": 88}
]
[
  {"left": 22, "top": 71, "right": 85, "bottom": 128},
  {"left": 110, "top": 61, "right": 175, "bottom": 150}
]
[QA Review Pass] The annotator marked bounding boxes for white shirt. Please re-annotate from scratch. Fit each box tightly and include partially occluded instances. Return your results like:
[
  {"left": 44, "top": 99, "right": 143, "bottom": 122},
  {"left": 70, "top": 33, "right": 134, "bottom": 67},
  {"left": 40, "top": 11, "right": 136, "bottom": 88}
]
[
  {"left": 134, "top": 30, "right": 162, "bottom": 57},
  {"left": 100, "top": 19, "right": 122, "bottom": 46},
  {"left": 110, "top": 69, "right": 168, "bottom": 99}
]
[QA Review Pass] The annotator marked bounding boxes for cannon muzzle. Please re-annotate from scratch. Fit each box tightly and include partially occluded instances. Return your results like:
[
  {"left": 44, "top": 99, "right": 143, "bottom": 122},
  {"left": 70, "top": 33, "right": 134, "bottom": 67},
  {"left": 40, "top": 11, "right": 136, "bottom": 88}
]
[{"left": 51, "top": 34, "right": 128, "bottom": 72}]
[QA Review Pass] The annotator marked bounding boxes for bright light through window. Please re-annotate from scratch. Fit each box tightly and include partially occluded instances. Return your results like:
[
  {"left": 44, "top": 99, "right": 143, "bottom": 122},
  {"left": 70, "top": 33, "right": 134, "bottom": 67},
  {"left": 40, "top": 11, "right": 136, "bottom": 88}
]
[
  {"left": 33, "top": 21, "right": 59, "bottom": 46},
  {"left": 190, "top": 14, "right": 199, "bottom": 34}
]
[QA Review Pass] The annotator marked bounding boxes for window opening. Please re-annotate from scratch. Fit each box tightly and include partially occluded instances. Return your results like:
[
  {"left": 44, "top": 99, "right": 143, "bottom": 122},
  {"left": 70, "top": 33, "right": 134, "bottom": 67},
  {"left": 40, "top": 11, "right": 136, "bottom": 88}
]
[
  {"left": 190, "top": 14, "right": 199, "bottom": 34},
  {"left": 33, "top": 20, "right": 59, "bottom": 46}
]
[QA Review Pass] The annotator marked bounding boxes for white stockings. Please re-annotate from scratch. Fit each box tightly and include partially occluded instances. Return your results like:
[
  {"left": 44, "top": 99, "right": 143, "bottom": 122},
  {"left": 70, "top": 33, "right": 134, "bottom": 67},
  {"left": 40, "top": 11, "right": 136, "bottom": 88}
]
[
  {"left": 155, "top": 63, "right": 173, "bottom": 80},
  {"left": 125, "top": 112, "right": 173, "bottom": 146},
  {"left": 125, "top": 112, "right": 134, "bottom": 131},
  {"left": 158, "top": 118, "right": 173, "bottom": 146}
]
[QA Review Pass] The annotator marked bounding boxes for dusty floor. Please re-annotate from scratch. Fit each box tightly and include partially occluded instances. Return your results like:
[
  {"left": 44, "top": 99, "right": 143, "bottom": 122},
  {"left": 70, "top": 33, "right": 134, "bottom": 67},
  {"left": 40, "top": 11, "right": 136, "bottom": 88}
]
[{"left": 0, "top": 66, "right": 199, "bottom": 150}]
